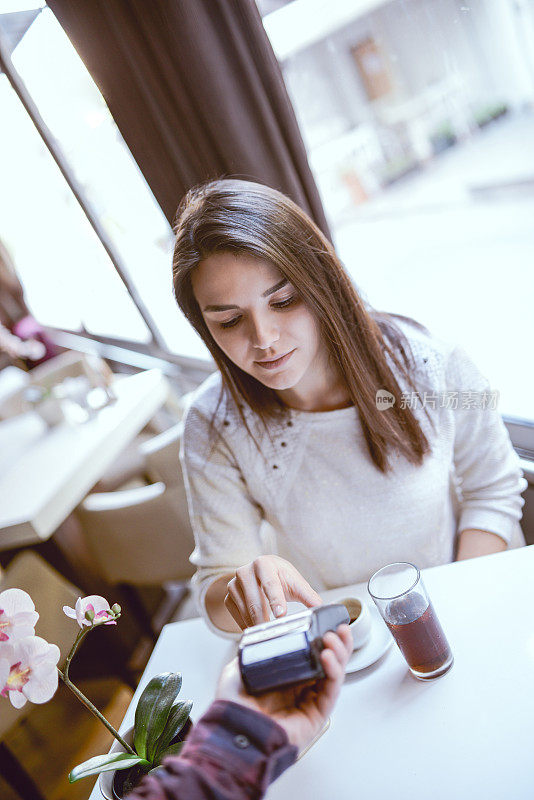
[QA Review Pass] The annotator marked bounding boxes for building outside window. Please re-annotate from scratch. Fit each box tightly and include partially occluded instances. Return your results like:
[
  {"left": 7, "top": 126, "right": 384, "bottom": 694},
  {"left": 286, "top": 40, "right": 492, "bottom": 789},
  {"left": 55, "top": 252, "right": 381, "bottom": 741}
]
[{"left": 259, "top": 0, "right": 534, "bottom": 420}]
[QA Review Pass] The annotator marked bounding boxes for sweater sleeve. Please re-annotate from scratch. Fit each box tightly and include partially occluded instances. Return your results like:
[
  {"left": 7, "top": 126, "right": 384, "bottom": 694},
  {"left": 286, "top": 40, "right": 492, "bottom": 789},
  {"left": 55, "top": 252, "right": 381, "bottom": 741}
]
[
  {"left": 446, "top": 346, "right": 526, "bottom": 543},
  {"left": 125, "top": 700, "right": 297, "bottom": 800},
  {"left": 180, "top": 403, "right": 265, "bottom": 633}
]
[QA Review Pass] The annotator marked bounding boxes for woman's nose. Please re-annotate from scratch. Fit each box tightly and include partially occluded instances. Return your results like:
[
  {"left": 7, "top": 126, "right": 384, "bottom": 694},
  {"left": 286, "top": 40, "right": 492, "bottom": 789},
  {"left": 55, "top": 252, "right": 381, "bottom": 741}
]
[{"left": 249, "top": 314, "right": 280, "bottom": 350}]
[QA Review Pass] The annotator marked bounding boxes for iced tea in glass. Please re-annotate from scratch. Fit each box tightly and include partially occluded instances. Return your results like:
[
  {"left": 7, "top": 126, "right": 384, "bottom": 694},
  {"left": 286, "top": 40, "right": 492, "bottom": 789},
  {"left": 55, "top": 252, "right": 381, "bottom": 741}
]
[{"left": 368, "top": 562, "right": 453, "bottom": 680}]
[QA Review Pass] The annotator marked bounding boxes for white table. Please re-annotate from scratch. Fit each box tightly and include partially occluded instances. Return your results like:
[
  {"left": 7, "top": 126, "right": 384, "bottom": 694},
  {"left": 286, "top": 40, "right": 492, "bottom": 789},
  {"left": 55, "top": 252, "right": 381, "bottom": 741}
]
[
  {"left": 0, "top": 369, "right": 169, "bottom": 548},
  {"left": 89, "top": 546, "right": 534, "bottom": 800}
]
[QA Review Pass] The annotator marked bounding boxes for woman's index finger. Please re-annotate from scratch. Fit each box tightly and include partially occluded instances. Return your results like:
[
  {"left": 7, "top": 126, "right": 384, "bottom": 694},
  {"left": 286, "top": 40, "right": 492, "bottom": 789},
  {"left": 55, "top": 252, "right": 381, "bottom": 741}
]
[{"left": 253, "top": 559, "right": 287, "bottom": 617}]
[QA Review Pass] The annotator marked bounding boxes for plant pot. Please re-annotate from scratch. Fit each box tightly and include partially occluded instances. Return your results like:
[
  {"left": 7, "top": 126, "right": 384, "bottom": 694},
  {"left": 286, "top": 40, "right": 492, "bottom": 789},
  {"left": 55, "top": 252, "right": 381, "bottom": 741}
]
[
  {"left": 99, "top": 728, "right": 134, "bottom": 800},
  {"left": 99, "top": 719, "right": 193, "bottom": 800},
  {"left": 112, "top": 764, "right": 151, "bottom": 799}
]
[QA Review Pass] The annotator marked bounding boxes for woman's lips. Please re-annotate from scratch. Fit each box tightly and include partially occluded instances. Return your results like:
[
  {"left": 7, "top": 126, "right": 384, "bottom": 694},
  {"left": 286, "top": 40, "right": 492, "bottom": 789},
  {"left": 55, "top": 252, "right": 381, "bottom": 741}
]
[{"left": 254, "top": 349, "right": 295, "bottom": 370}]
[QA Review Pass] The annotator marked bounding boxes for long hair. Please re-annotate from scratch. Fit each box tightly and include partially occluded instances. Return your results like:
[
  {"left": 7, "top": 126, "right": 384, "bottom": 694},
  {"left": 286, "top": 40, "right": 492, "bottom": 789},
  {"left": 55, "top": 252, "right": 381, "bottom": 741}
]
[{"left": 172, "top": 179, "right": 429, "bottom": 473}]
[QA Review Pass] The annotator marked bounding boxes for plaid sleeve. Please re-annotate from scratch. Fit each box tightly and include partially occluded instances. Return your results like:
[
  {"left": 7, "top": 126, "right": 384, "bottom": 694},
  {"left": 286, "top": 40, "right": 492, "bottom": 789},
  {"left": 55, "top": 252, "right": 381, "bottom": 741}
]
[{"left": 126, "top": 700, "right": 298, "bottom": 800}]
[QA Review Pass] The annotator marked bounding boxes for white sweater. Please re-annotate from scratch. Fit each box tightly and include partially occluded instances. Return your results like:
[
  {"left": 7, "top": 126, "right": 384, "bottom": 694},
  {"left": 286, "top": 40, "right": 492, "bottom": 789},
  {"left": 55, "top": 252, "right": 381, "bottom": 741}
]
[{"left": 180, "top": 322, "right": 526, "bottom": 623}]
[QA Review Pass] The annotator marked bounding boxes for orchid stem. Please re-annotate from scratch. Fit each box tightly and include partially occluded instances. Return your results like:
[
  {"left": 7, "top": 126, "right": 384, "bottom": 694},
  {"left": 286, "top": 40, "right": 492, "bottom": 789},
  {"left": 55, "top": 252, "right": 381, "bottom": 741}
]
[{"left": 58, "top": 618, "right": 135, "bottom": 755}]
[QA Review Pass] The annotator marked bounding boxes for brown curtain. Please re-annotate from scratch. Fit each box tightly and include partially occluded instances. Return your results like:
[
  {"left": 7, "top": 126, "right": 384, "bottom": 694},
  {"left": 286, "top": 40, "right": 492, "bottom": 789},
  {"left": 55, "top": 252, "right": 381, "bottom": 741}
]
[{"left": 47, "top": 0, "right": 331, "bottom": 237}]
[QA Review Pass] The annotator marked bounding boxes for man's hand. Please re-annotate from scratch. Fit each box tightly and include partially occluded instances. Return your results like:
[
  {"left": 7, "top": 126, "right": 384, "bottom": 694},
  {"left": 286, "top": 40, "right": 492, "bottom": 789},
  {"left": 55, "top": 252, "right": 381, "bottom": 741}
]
[{"left": 216, "top": 624, "right": 353, "bottom": 753}]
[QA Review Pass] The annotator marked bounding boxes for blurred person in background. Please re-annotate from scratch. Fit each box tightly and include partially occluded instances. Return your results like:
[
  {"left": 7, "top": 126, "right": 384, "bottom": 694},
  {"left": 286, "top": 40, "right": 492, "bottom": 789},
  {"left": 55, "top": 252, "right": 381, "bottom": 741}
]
[{"left": 0, "top": 239, "right": 58, "bottom": 369}]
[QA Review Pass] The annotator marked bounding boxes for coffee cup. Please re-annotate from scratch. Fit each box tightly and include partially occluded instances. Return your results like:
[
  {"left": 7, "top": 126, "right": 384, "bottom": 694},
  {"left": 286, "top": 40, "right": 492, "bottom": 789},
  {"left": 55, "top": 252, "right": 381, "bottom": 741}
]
[{"left": 339, "top": 597, "right": 372, "bottom": 650}]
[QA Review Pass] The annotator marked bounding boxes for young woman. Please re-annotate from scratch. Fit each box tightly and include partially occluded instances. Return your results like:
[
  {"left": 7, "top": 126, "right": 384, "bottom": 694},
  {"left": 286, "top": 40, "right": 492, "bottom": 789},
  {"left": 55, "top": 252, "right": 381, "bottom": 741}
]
[{"left": 172, "top": 179, "right": 526, "bottom": 635}]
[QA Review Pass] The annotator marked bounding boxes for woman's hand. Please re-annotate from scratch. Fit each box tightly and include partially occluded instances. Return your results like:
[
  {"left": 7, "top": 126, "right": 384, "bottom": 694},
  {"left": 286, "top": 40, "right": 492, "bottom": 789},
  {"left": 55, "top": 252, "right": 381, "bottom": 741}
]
[
  {"left": 216, "top": 624, "right": 353, "bottom": 753},
  {"left": 224, "top": 555, "right": 323, "bottom": 629}
]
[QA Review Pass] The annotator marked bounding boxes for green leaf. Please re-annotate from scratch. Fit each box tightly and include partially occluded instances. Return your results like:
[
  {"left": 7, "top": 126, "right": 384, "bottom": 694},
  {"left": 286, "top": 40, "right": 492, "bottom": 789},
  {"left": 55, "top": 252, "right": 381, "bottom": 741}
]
[
  {"left": 154, "top": 741, "right": 184, "bottom": 766},
  {"left": 68, "top": 752, "right": 150, "bottom": 783},
  {"left": 134, "top": 672, "right": 182, "bottom": 761},
  {"left": 151, "top": 700, "right": 192, "bottom": 763}
]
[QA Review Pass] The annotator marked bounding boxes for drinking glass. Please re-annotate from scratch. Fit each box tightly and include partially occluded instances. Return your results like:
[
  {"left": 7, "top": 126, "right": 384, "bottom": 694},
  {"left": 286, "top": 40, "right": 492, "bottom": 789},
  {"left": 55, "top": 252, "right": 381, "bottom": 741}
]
[{"left": 368, "top": 562, "right": 453, "bottom": 680}]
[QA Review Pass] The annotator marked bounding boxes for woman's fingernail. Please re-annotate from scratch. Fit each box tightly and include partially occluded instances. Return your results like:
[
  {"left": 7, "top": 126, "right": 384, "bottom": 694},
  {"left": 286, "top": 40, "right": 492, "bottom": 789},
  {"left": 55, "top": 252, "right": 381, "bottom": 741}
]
[{"left": 274, "top": 605, "right": 284, "bottom": 617}]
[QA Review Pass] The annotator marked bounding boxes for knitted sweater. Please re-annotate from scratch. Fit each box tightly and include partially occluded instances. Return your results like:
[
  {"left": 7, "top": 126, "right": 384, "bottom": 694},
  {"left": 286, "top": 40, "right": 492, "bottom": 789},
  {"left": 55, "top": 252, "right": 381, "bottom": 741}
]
[{"left": 180, "top": 322, "right": 526, "bottom": 628}]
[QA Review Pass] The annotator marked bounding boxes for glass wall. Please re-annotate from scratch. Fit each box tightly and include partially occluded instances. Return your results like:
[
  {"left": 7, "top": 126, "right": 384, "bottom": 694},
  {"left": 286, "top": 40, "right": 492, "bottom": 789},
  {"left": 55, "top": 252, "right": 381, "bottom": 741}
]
[
  {"left": 2, "top": 1, "right": 532, "bottom": 410},
  {"left": 259, "top": 0, "right": 534, "bottom": 420},
  {"left": 0, "top": 3, "right": 208, "bottom": 358},
  {"left": 0, "top": 72, "right": 151, "bottom": 342}
]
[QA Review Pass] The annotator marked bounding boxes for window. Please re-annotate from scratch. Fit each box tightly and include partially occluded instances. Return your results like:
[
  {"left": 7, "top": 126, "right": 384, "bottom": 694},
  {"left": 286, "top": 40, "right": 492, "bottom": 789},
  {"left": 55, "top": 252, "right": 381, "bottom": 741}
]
[
  {"left": 0, "top": 72, "right": 151, "bottom": 341},
  {"left": 259, "top": 0, "right": 534, "bottom": 420},
  {"left": 1, "top": 3, "right": 208, "bottom": 359}
]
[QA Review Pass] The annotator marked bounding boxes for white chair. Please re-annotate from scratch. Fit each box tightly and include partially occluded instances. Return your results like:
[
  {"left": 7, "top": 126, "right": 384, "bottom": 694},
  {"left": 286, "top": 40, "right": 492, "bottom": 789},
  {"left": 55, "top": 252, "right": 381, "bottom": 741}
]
[
  {"left": 0, "top": 551, "right": 80, "bottom": 800},
  {"left": 93, "top": 390, "right": 192, "bottom": 492},
  {"left": 95, "top": 412, "right": 187, "bottom": 494},
  {"left": 139, "top": 420, "right": 184, "bottom": 487},
  {"left": 76, "top": 481, "right": 195, "bottom": 639},
  {"left": 92, "top": 431, "right": 152, "bottom": 493}
]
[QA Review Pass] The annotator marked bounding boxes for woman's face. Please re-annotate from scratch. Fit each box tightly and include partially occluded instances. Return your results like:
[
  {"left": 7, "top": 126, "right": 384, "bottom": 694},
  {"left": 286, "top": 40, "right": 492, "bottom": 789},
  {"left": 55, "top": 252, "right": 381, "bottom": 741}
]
[{"left": 191, "top": 252, "right": 329, "bottom": 403}]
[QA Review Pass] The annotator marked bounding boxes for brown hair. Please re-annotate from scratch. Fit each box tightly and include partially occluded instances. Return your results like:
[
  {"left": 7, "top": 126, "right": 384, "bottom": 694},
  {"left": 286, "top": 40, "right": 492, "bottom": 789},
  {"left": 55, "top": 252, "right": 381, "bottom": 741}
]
[{"left": 172, "top": 179, "right": 429, "bottom": 472}]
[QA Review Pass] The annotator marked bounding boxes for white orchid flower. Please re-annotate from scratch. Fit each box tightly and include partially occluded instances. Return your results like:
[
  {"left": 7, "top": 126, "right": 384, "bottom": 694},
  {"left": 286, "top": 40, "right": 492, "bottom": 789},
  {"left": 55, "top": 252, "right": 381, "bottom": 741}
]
[
  {"left": 63, "top": 595, "right": 116, "bottom": 628},
  {"left": 0, "top": 588, "right": 39, "bottom": 643},
  {"left": 0, "top": 658, "right": 9, "bottom": 693},
  {"left": 0, "top": 636, "right": 60, "bottom": 708}
]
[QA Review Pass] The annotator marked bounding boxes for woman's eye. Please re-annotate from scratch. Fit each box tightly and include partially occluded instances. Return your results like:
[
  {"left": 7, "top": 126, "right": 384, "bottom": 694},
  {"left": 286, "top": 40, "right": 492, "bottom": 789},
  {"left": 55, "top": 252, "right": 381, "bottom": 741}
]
[
  {"left": 272, "top": 295, "right": 297, "bottom": 310},
  {"left": 217, "top": 295, "right": 296, "bottom": 329},
  {"left": 219, "top": 316, "right": 242, "bottom": 329}
]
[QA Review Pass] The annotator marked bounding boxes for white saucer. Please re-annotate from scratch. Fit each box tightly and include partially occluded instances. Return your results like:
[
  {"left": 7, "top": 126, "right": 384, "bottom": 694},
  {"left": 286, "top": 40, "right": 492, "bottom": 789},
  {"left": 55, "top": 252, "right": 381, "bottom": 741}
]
[{"left": 345, "top": 603, "right": 393, "bottom": 673}]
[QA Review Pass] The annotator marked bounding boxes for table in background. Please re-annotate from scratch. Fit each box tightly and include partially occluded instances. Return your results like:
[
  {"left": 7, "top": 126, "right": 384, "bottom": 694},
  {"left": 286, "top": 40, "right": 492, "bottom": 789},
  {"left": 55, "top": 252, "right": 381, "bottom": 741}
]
[
  {"left": 89, "top": 546, "right": 534, "bottom": 800},
  {"left": 0, "top": 369, "right": 169, "bottom": 549}
]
